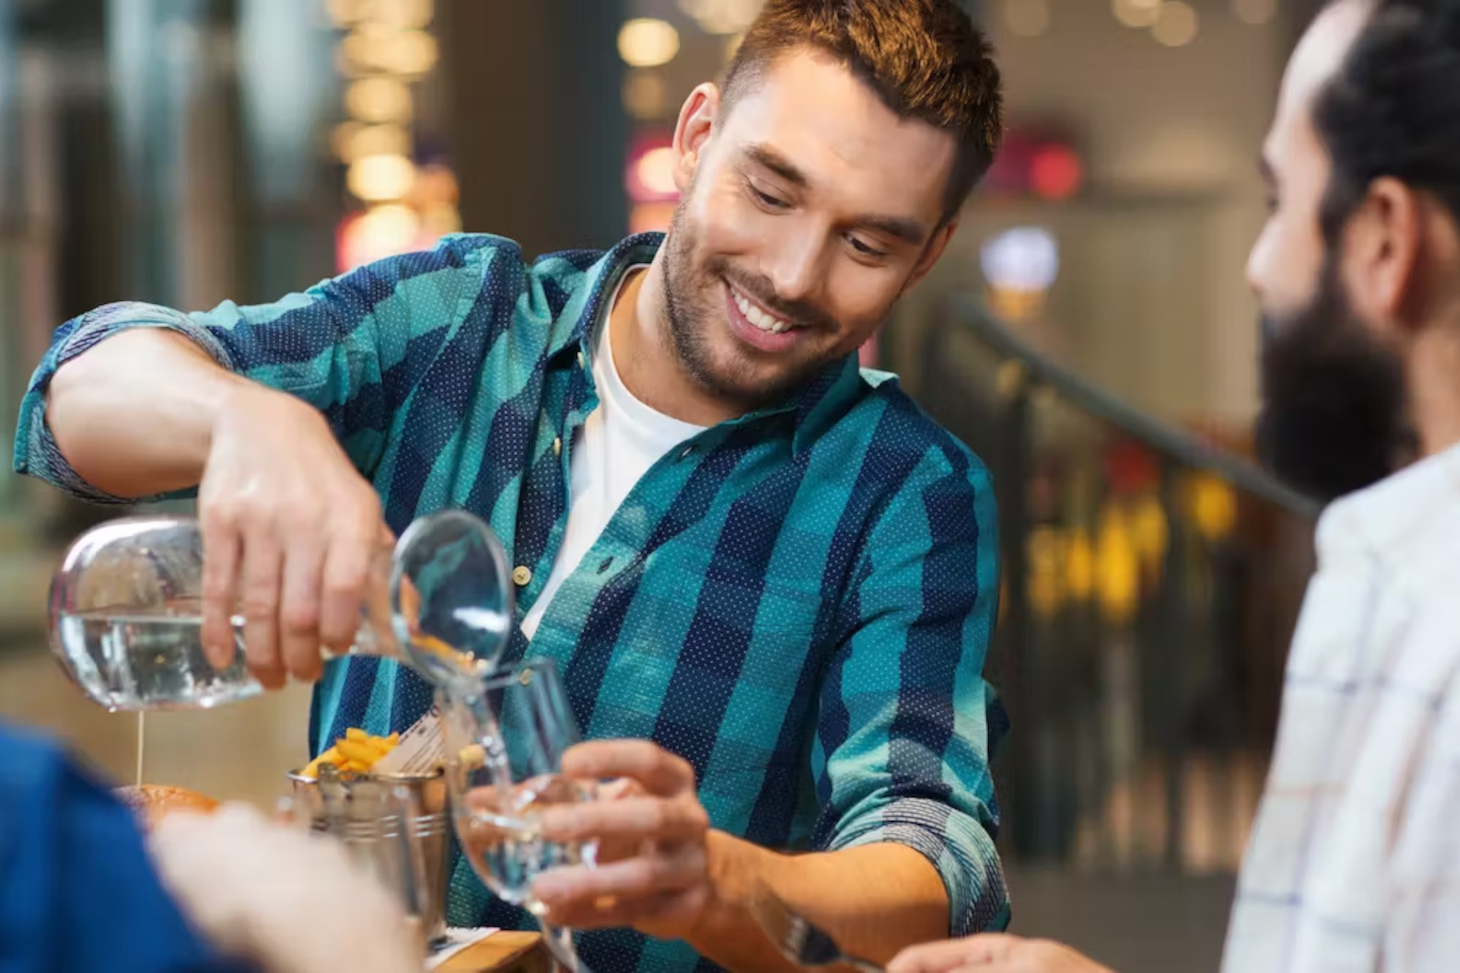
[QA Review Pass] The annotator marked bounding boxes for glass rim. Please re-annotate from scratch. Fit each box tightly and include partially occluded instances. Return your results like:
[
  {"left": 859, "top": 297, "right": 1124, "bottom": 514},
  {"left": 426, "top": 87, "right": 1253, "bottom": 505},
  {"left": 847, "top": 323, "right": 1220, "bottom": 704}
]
[{"left": 461, "top": 655, "right": 563, "bottom": 693}]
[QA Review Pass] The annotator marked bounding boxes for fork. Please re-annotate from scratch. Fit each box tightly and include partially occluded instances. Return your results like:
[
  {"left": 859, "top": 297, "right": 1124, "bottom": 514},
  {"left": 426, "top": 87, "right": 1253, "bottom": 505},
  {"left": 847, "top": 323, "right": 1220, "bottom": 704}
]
[{"left": 748, "top": 882, "right": 886, "bottom": 972}]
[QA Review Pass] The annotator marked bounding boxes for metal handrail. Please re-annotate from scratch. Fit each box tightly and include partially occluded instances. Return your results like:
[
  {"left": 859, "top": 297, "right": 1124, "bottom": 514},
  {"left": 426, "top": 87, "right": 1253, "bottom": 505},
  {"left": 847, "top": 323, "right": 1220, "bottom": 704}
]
[{"left": 939, "top": 294, "right": 1322, "bottom": 520}]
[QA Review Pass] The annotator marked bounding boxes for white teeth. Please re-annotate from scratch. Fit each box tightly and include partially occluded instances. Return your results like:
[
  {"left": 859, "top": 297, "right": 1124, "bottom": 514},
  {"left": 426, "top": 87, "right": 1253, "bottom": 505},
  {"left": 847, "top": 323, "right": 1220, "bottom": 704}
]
[{"left": 733, "top": 288, "right": 792, "bottom": 334}]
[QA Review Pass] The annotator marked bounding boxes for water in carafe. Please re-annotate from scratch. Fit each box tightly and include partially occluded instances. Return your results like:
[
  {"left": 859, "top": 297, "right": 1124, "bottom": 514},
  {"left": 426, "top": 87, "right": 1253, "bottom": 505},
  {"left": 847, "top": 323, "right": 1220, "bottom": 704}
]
[
  {"left": 49, "top": 511, "right": 515, "bottom": 711},
  {"left": 56, "top": 601, "right": 258, "bottom": 711}
]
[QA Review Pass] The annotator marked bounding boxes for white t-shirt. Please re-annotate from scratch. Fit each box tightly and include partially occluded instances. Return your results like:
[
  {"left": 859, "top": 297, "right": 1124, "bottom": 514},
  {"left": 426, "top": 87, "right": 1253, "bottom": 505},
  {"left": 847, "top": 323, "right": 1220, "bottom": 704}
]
[{"left": 519, "top": 267, "right": 707, "bottom": 641}]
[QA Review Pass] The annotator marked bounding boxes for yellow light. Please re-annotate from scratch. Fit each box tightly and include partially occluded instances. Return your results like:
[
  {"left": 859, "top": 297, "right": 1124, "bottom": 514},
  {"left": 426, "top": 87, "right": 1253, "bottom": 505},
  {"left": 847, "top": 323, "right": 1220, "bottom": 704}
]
[
  {"left": 345, "top": 77, "right": 413, "bottom": 124},
  {"left": 636, "top": 147, "right": 679, "bottom": 197},
  {"left": 342, "top": 28, "right": 439, "bottom": 77},
  {"left": 376, "top": 0, "right": 434, "bottom": 30},
  {"left": 348, "top": 153, "right": 417, "bottom": 202},
  {"left": 1112, "top": 0, "right": 1160, "bottom": 28},
  {"left": 623, "top": 71, "right": 669, "bottom": 120},
  {"left": 618, "top": 18, "right": 680, "bottom": 68},
  {"left": 326, "top": 0, "right": 370, "bottom": 26},
  {"left": 1005, "top": 0, "right": 1051, "bottom": 38},
  {"left": 1096, "top": 505, "right": 1141, "bottom": 625},
  {"left": 1064, "top": 528, "right": 1095, "bottom": 602},
  {"left": 1232, "top": 0, "right": 1276, "bottom": 25},
  {"left": 1152, "top": 1, "right": 1198, "bottom": 46},
  {"left": 339, "top": 204, "right": 424, "bottom": 272},
  {"left": 338, "top": 123, "right": 411, "bottom": 163},
  {"left": 678, "top": 0, "right": 763, "bottom": 35},
  {"left": 1188, "top": 474, "right": 1238, "bottom": 541}
]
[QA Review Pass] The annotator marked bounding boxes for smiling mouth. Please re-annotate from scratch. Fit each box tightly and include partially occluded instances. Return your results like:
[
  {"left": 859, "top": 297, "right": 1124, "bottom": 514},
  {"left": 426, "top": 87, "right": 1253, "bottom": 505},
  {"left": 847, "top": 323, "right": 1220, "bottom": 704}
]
[{"left": 728, "top": 283, "right": 801, "bottom": 335}]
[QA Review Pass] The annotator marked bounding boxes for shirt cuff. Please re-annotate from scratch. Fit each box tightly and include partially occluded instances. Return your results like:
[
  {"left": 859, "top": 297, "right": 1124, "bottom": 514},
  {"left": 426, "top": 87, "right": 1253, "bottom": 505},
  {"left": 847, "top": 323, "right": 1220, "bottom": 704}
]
[
  {"left": 824, "top": 796, "right": 1011, "bottom": 937},
  {"left": 14, "top": 302, "right": 236, "bottom": 504}
]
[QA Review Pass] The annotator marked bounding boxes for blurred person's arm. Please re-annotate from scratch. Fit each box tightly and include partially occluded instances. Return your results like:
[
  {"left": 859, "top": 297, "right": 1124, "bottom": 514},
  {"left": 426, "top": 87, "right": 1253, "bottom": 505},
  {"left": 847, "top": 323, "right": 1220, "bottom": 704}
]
[
  {"left": 0, "top": 722, "right": 246, "bottom": 973},
  {"left": 16, "top": 237, "right": 509, "bottom": 685},
  {"left": 535, "top": 451, "right": 1007, "bottom": 970},
  {"left": 147, "top": 803, "right": 422, "bottom": 973}
]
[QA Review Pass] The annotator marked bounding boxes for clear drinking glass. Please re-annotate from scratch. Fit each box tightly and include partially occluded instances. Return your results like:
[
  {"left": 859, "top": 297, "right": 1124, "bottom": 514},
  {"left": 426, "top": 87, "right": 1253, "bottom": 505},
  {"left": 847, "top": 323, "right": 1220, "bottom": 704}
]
[
  {"left": 440, "top": 658, "right": 596, "bottom": 971},
  {"left": 47, "top": 508, "right": 514, "bottom": 711}
]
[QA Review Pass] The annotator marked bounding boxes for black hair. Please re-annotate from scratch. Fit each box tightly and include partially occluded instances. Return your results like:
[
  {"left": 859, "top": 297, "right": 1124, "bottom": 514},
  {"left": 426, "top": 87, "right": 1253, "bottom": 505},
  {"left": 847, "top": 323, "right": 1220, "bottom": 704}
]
[{"left": 1314, "top": 0, "right": 1460, "bottom": 241}]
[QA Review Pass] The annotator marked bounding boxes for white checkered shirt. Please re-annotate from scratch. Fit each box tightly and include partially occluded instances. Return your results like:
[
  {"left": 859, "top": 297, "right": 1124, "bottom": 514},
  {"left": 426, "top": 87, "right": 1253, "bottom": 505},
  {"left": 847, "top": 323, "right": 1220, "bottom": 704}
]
[{"left": 1222, "top": 442, "right": 1460, "bottom": 973}]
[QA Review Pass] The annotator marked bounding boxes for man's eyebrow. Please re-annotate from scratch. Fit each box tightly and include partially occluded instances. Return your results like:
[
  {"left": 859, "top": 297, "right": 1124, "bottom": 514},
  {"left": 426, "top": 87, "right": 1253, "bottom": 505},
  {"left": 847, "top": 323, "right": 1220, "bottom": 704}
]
[
  {"left": 851, "top": 213, "right": 928, "bottom": 245},
  {"left": 744, "top": 143, "right": 808, "bottom": 187},
  {"left": 744, "top": 143, "right": 928, "bottom": 244}
]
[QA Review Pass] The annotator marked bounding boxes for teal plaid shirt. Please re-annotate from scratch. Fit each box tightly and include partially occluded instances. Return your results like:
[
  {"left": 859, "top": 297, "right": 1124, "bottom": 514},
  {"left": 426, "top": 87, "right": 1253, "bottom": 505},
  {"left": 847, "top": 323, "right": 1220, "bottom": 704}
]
[{"left": 16, "top": 232, "right": 1008, "bottom": 972}]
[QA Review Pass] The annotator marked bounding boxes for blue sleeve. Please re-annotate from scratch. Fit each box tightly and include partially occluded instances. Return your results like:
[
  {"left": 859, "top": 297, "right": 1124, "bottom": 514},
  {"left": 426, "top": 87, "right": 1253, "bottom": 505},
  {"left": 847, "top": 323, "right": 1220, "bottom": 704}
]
[
  {"left": 13, "top": 234, "right": 513, "bottom": 504},
  {"left": 0, "top": 723, "right": 244, "bottom": 973},
  {"left": 812, "top": 448, "right": 1011, "bottom": 937}
]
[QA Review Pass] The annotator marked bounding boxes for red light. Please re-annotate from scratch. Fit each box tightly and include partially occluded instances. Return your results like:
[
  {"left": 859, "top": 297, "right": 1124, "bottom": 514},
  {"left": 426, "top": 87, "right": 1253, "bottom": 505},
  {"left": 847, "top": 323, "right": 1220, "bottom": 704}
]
[{"left": 1030, "top": 145, "right": 1083, "bottom": 200}]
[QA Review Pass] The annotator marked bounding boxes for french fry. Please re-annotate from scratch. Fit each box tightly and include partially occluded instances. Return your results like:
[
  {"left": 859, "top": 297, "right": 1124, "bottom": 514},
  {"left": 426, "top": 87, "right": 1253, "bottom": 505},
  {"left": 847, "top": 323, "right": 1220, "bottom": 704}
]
[
  {"left": 337, "top": 738, "right": 381, "bottom": 767},
  {"left": 297, "top": 730, "right": 402, "bottom": 780}
]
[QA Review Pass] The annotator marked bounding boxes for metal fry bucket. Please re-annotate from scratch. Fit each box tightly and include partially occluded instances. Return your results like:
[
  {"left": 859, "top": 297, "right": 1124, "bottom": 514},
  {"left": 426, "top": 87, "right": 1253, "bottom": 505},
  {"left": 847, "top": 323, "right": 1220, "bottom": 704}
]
[{"left": 286, "top": 766, "right": 451, "bottom": 953}]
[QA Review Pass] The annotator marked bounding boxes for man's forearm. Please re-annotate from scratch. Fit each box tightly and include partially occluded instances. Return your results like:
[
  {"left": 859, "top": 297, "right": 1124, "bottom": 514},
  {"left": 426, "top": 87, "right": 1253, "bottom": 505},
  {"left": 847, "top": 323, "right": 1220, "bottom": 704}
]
[
  {"left": 685, "top": 831, "right": 951, "bottom": 973},
  {"left": 46, "top": 330, "right": 251, "bottom": 498}
]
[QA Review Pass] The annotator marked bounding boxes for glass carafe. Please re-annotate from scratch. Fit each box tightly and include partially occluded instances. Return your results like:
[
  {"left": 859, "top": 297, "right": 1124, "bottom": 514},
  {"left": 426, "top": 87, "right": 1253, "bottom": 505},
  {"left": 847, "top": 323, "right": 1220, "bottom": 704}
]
[{"left": 48, "top": 508, "right": 515, "bottom": 711}]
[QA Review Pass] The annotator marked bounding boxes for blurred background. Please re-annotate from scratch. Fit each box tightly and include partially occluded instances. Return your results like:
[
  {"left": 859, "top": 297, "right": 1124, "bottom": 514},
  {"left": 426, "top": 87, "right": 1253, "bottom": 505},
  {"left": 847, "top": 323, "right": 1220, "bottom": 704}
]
[{"left": 0, "top": 1, "right": 1328, "bottom": 969}]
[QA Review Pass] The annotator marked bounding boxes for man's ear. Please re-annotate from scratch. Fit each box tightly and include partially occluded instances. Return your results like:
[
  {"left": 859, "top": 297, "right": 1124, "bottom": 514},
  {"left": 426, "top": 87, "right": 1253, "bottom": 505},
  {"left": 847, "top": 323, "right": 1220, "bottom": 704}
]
[
  {"left": 1341, "top": 176, "right": 1422, "bottom": 335},
  {"left": 672, "top": 83, "right": 721, "bottom": 194}
]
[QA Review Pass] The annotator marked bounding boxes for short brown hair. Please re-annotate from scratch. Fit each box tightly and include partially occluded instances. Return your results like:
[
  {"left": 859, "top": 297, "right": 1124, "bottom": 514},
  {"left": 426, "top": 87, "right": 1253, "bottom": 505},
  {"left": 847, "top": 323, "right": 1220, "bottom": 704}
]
[{"left": 721, "top": 0, "right": 1004, "bottom": 222}]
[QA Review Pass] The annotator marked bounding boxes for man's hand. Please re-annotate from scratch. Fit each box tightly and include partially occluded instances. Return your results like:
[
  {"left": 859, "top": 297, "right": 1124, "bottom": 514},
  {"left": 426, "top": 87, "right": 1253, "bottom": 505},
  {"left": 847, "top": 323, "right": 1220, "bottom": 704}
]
[
  {"left": 198, "top": 381, "right": 390, "bottom": 688},
  {"left": 888, "top": 934, "right": 1116, "bottom": 973},
  {"left": 533, "top": 740, "right": 713, "bottom": 940}
]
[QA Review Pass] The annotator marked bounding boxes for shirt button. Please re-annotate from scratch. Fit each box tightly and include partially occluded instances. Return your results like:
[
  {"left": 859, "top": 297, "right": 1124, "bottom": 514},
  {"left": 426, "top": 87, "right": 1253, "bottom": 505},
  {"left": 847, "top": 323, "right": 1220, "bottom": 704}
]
[
  {"left": 553, "top": 437, "right": 562, "bottom": 457},
  {"left": 679, "top": 445, "right": 696, "bottom": 460},
  {"left": 577, "top": 351, "right": 586, "bottom": 369},
  {"left": 512, "top": 565, "right": 532, "bottom": 587}
]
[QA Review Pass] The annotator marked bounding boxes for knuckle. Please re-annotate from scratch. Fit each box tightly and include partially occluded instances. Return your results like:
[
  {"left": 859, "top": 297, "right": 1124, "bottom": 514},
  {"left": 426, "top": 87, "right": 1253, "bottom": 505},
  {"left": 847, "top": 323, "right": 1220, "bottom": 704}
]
[
  {"left": 281, "top": 604, "right": 318, "bottom": 636},
  {"left": 241, "top": 591, "right": 276, "bottom": 620},
  {"left": 201, "top": 503, "right": 239, "bottom": 534}
]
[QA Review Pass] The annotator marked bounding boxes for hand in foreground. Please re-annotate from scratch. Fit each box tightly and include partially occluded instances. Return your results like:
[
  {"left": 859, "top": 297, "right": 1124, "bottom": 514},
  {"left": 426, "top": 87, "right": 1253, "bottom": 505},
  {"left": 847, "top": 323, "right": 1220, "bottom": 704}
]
[
  {"left": 146, "top": 803, "right": 420, "bottom": 973},
  {"left": 532, "top": 740, "right": 713, "bottom": 940},
  {"left": 889, "top": 934, "right": 1117, "bottom": 973},
  {"left": 199, "top": 382, "right": 391, "bottom": 688}
]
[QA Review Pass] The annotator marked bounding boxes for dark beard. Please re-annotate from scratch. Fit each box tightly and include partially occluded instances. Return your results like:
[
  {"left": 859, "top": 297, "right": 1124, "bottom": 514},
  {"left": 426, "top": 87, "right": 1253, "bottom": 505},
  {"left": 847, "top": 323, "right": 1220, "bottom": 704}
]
[
  {"left": 661, "top": 200, "right": 840, "bottom": 413},
  {"left": 1255, "top": 260, "right": 1413, "bottom": 503}
]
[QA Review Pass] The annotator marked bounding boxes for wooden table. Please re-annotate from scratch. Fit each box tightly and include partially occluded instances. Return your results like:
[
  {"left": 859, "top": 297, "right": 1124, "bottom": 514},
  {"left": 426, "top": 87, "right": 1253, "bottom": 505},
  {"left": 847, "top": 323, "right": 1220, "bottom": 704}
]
[{"left": 437, "top": 932, "right": 548, "bottom": 972}]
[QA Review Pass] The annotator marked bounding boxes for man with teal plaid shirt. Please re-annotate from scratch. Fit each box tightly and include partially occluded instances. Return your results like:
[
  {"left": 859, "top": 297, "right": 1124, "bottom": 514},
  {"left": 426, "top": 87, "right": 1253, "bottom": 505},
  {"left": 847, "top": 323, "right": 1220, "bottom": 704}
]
[{"left": 16, "top": 1, "right": 1008, "bottom": 969}]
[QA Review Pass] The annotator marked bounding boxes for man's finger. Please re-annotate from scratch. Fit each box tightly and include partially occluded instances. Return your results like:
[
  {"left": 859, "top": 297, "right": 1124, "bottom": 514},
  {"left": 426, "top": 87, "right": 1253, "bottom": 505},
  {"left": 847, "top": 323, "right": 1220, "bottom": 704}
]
[
  {"left": 532, "top": 846, "right": 704, "bottom": 907},
  {"left": 560, "top": 740, "right": 695, "bottom": 796},
  {"left": 279, "top": 540, "right": 325, "bottom": 683},
  {"left": 541, "top": 797, "right": 708, "bottom": 845},
  {"left": 240, "top": 532, "right": 285, "bottom": 690},
  {"left": 199, "top": 512, "right": 241, "bottom": 670},
  {"left": 319, "top": 534, "right": 374, "bottom": 653},
  {"left": 887, "top": 934, "right": 1025, "bottom": 973}
]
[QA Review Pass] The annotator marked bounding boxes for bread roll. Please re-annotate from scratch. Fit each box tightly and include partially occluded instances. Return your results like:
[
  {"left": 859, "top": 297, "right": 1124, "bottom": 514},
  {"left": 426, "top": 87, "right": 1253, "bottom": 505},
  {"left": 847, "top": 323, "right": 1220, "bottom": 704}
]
[{"left": 114, "top": 784, "right": 221, "bottom": 829}]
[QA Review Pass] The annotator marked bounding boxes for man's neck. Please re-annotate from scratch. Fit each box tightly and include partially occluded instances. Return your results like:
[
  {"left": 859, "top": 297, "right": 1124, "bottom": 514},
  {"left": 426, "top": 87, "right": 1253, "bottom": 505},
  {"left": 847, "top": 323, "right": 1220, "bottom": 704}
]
[
  {"left": 1407, "top": 323, "right": 1460, "bottom": 460},
  {"left": 608, "top": 254, "right": 744, "bottom": 428}
]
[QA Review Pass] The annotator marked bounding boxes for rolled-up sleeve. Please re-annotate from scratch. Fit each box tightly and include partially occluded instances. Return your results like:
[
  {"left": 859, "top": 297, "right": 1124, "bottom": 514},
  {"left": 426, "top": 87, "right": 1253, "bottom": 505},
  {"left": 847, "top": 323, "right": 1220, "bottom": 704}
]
[
  {"left": 15, "top": 235, "right": 504, "bottom": 504},
  {"left": 811, "top": 446, "right": 1009, "bottom": 936},
  {"left": 15, "top": 303, "right": 240, "bottom": 503}
]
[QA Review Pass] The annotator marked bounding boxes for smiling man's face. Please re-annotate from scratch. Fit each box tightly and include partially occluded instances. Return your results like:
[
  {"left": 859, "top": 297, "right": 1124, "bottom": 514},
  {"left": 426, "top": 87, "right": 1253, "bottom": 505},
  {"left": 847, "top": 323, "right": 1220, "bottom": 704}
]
[{"left": 658, "top": 49, "right": 961, "bottom": 411}]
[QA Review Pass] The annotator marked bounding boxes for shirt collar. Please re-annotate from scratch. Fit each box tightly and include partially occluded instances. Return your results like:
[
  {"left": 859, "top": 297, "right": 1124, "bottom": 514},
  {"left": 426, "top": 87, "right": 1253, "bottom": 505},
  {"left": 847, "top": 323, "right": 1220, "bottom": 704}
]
[
  {"left": 1315, "top": 437, "right": 1460, "bottom": 567},
  {"left": 548, "top": 232, "right": 872, "bottom": 454}
]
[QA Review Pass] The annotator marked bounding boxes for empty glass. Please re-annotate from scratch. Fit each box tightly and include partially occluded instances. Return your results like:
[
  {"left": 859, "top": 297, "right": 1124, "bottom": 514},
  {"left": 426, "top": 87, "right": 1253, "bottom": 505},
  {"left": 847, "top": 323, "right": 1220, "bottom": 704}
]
[
  {"left": 440, "top": 658, "right": 596, "bottom": 971},
  {"left": 48, "top": 508, "right": 514, "bottom": 710}
]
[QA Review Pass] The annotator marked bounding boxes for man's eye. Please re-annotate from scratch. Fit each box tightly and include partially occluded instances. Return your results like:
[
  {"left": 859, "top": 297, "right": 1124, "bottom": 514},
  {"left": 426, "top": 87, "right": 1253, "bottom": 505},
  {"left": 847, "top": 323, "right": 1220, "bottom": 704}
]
[
  {"left": 751, "top": 186, "right": 789, "bottom": 209},
  {"left": 848, "top": 236, "right": 889, "bottom": 259}
]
